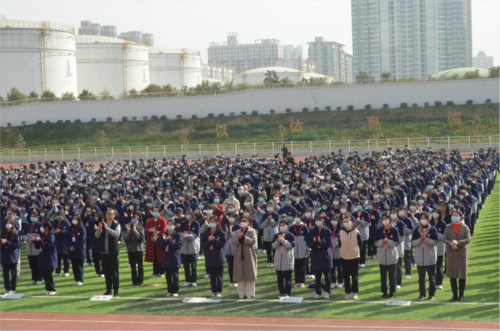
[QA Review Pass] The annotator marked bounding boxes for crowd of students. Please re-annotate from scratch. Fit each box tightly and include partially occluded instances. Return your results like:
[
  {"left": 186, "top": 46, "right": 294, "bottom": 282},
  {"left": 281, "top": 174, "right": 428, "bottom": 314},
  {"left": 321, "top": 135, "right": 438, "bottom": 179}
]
[{"left": 1, "top": 147, "right": 497, "bottom": 302}]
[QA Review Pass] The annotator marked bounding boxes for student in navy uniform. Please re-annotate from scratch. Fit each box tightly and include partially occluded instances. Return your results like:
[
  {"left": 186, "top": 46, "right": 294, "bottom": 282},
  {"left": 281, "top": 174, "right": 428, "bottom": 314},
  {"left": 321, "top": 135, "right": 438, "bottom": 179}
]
[
  {"left": 366, "top": 201, "right": 380, "bottom": 259},
  {"left": 91, "top": 212, "right": 104, "bottom": 277},
  {"left": 158, "top": 219, "right": 183, "bottom": 297},
  {"left": 331, "top": 215, "right": 344, "bottom": 289},
  {"left": 65, "top": 215, "right": 86, "bottom": 286},
  {"left": 53, "top": 210, "right": 71, "bottom": 277},
  {"left": 179, "top": 210, "right": 200, "bottom": 287},
  {"left": 430, "top": 209, "right": 446, "bottom": 290},
  {"left": 223, "top": 213, "right": 240, "bottom": 287},
  {"left": 389, "top": 208, "right": 406, "bottom": 290},
  {"left": 375, "top": 213, "right": 400, "bottom": 299},
  {"left": 1, "top": 217, "right": 21, "bottom": 294},
  {"left": 411, "top": 212, "right": 438, "bottom": 300},
  {"left": 306, "top": 215, "right": 333, "bottom": 299},
  {"left": 23, "top": 212, "right": 43, "bottom": 285},
  {"left": 338, "top": 216, "right": 362, "bottom": 300},
  {"left": 124, "top": 215, "right": 145, "bottom": 286},
  {"left": 201, "top": 215, "right": 227, "bottom": 297},
  {"left": 33, "top": 221, "right": 58, "bottom": 295},
  {"left": 289, "top": 214, "right": 309, "bottom": 288},
  {"left": 272, "top": 218, "right": 296, "bottom": 298}
]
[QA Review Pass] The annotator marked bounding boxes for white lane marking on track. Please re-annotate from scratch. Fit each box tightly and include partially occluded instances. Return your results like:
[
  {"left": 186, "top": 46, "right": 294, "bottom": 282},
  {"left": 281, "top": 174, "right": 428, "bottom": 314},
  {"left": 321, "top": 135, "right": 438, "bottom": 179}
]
[{"left": 0, "top": 318, "right": 496, "bottom": 331}]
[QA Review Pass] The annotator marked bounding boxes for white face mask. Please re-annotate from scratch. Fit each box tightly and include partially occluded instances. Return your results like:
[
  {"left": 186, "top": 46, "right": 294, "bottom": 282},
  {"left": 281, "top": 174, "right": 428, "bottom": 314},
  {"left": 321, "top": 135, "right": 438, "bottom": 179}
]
[
  {"left": 340, "top": 208, "right": 346, "bottom": 214},
  {"left": 304, "top": 212, "right": 311, "bottom": 218},
  {"left": 228, "top": 217, "right": 235, "bottom": 223},
  {"left": 398, "top": 211, "right": 405, "bottom": 217},
  {"left": 240, "top": 222, "right": 248, "bottom": 228},
  {"left": 244, "top": 202, "right": 250, "bottom": 207},
  {"left": 267, "top": 207, "right": 274, "bottom": 212},
  {"left": 5, "top": 224, "right": 12, "bottom": 229},
  {"left": 420, "top": 219, "right": 429, "bottom": 226},
  {"left": 390, "top": 214, "right": 397, "bottom": 220},
  {"left": 333, "top": 201, "right": 339, "bottom": 205},
  {"left": 243, "top": 212, "right": 249, "bottom": 217},
  {"left": 343, "top": 222, "right": 351, "bottom": 229},
  {"left": 410, "top": 206, "right": 416, "bottom": 211},
  {"left": 205, "top": 210, "right": 213, "bottom": 215},
  {"left": 332, "top": 221, "right": 338, "bottom": 226},
  {"left": 273, "top": 197, "right": 279, "bottom": 202},
  {"left": 72, "top": 220, "right": 78, "bottom": 225},
  {"left": 432, "top": 213, "right": 439, "bottom": 219},
  {"left": 294, "top": 218, "right": 301, "bottom": 224},
  {"left": 382, "top": 220, "right": 390, "bottom": 226}
]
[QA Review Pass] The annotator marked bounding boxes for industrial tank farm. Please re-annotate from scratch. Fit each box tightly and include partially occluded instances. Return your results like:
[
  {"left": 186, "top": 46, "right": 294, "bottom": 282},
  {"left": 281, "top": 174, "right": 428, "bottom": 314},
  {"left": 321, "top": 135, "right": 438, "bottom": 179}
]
[
  {"left": 76, "top": 35, "right": 149, "bottom": 97},
  {"left": 0, "top": 20, "right": 78, "bottom": 98},
  {"left": 148, "top": 48, "right": 202, "bottom": 90}
]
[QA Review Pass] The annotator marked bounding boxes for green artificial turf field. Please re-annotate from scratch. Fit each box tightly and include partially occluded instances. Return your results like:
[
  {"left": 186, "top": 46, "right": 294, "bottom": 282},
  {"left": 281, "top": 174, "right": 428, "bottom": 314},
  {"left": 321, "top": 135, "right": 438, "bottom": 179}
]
[{"left": 1, "top": 177, "right": 498, "bottom": 321}]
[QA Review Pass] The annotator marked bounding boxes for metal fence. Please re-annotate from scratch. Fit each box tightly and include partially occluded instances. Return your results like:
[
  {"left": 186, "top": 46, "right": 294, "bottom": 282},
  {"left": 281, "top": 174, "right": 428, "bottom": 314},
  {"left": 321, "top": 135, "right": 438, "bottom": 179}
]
[{"left": 0, "top": 136, "right": 498, "bottom": 164}]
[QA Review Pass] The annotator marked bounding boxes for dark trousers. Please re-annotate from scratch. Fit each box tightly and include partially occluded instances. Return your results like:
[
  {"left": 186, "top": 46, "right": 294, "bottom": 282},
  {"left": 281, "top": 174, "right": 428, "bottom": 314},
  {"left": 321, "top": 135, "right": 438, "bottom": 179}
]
[
  {"left": 27, "top": 255, "right": 42, "bottom": 281},
  {"left": 367, "top": 237, "right": 377, "bottom": 256},
  {"left": 417, "top": 265, "right": 436, "bottom": 297},
  {"left": 341, "top": 258, "right": 359, "bottom": 294},
  {"left": 359, "top": 241, "right": 367, "bottom": 265},
  {"left": 294, "top": 258, "right": 306, "bottom": 284},
  {"left": 101, "top": 253, "right": 119, "bottom": 294},
  {"left": 435, "top": 255, "right": 444, "bottom": 286},
  {"left": 396, "top": 257, "right": 403, "bottom": 286},
  {"left": 404, "top": 250, "right": 412, "bottom": 276},
  {"left": 258, "top": 229, "right": 264, "bottom": 249},
  {"left": 450, "top": 278, "right": 466, "bottom": 296},
  {"left": 264, "top": 241, "right": 274, "bottom": 263},
  {"left": 226, "top": 255, "right": 235, "bottom": 283},
  {"left": 56, "top": 254, "right": 70, "bottom": 274},
  {"left": 314, "top": 269, "right": 331, "bottom": 294},
  {"left": 182, "top": 254, "right": 197, "bottom": 283},
  {"left": 128, "top": 251, "right": 144, "bottom": 285},
  {"left": 410, "top": 246, "right": 415, "bottom": 264},
  {"left": 208, "top": 265, "right": 224, "bottom": 293},
  {"left": 93, "top": 252, "right": 102, "bottom": 275},
  {"left": 165, "top": 267, "right": 179, "bottom": 294},
  {"left": 71, "top": 258, "right": 84, "bottom": 282},
  {"left": 2, "top": 264, "right": 17, "bottom": 291},
  {"left": 306, "top": 256, "right": 311, "bottom": 275},
  {"left": 85, "top": 240, "right": 93, "bottom": 264},
  {"left": 379, "top": 264, "right": 396, "bottom": 295},
  {"left": 152, "top": 244, "right": 165, "bottom": 275},
  {"left": 276, "top": 270, "right": 292, "bottom": 296},
  {"left": 41, "top": 269, "right": 55, "bottom": 292},
  {"left": 331, "top": 258, "right": 344, "bottom": 284}
]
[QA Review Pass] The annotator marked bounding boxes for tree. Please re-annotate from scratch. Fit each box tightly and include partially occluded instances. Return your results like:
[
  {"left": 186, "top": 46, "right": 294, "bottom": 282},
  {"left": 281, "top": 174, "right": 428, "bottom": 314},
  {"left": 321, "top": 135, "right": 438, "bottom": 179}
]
[
  {"left": 281, "top": 77, "right": 294, "bottom": 87},
  {"left": 355, "top": 71, "right": 375, "bottom": 85},
  {"left": 41, "top": 90, "right": 60, "bottom": 102},
  {"left": 100, "top": 88, "right": 114, "bottom": 100},
  {"left": 264, "top": 70, "right": 280, "bottom": 84},
  {"left": 28, "top": 91, "right": 39, "bottom": 99},
  {"left": 61, "top": 92, "right": 76, "bottom": 101},
  {"left": 79, "top": 89, "right": 98, "bottom": 101},
  {"left": 380, "top": 71, "right": 393, "bottom": 83},
  {"left": 463, "top": 70, "right": 481, "bottom": 79},
  {"left": 12, "top": 134, "right": 26, "bottom": 149},
  {"left": 488, "top": 66, "right": 499, "bottom": 78},
  {"left": 444, "top": 73, "right": 460, "bottom": 81},
  {"left": 7, "top": 88, "right": 27, "bottom": 102},
  {"left": 94, "top": 130, "right": 109, "bottom": 147}
]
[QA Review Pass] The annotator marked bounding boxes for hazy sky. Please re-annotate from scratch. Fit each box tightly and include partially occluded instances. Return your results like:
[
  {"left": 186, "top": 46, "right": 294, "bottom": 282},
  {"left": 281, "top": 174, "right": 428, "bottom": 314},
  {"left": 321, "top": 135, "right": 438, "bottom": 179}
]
[{"left": 1, "top": 0, "right": 499, "bottom": 66}]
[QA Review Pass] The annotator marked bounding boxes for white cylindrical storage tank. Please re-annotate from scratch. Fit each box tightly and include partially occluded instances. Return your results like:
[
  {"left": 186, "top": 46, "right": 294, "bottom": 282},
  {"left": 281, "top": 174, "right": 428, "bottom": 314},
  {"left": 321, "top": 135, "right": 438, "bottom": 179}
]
[
  {"left": 148, "top": 48, "right": 201, "bottom": 90},
  {"left": 232, "top": 67, "right": 334, "bottom": 85},
  {"left": 0, "top": 20, "right": 78, "bottom": 99},
  {"left": 76, "top": 36, "right": 149, "bottom": 97}
]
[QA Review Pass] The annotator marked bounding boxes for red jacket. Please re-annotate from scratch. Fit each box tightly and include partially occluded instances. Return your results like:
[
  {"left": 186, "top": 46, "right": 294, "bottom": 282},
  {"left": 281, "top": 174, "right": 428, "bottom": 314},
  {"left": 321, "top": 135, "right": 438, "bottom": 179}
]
[{"left": 144, "top": 216, "right": 167, "bottom": 263}]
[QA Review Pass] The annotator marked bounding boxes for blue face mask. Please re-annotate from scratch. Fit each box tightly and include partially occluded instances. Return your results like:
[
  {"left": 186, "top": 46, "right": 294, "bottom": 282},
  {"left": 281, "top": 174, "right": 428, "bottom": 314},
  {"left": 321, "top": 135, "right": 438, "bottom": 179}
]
[
  {"left": 185, "top": 215, "right": 192, "bottom": 220},
  {"left": 40, "top": 213, "right": 45, "bottom": 217},
  {"left": 311, "top": 189, "right": 317, "bottom": 193},
  {"left": 30, "top": 217, "right": 37, "bottom": 222},
  {"left": 315, "top": 221, "right": 323, "bottom": 227},
  {"left": 366, "top": 205, "right": 373, "bottom": 210},
  {"left": 31, "top": 196, "right": 36, "bottom": 200},
  {"left": 427, "top": 186, "right": 433, "bottom": 190},
  {"left": 198, "top": 205, "right": 204, "bottom": 210},
  {"left": 208, "top": 223, "right": 216, "bottom": 228},
  {"left": 321, "top": 206, "right": 327, "bottom": 210},
  {"left": 152, "top": 212, "right": 158, "bottom": 217},
  {"left": 164, "top": 198, "right": 169, "bottom": 202},
  {"left": 147, "top": 203, "right": 152, "bottom": 207},
  {"left": 131, "top": 220, "right": 138, "bottom": 226},
  {"left": 228, "top": 196, "right": 234, "bottom": 200},
  {"left": 341, "top": 195, "right": 347, "bottom": 199},
  {"left": 186, "top": 193, "right": 191, "bottom": 197},
  {"left": 356, "top": 206, "right": 363, "bottom": 211},
  {"left": 269, "top": 184, "right": 274, "bottom": 188},
  {"left": 418, "top": 200, "right": 424, "bottom": 205},
  {"left": 228, "top": 209, "right": 234, "bottom": 213},
  {"left": 167, "top": 225, "right": 174, "bottom": 231},
  {"left": 237, "top": 190, "right": 243, "bottom": 195},
  {"left": 214, "top": 199, "right": 219, "bottom": 204},
  {"left": 448, "top": 204, "right": 454, "bottom": 209},
  {"left": 258, "top": 198, "right": 264, "bottom": 202},
  {"left": 258, "top": 186, "right": 263, "bottom": 190},
  {"left": 285, "top": 201, "right": 291, "bottom": 206},
  {"left": 451, "top": 216, "right": 460, "bottom": 223}
]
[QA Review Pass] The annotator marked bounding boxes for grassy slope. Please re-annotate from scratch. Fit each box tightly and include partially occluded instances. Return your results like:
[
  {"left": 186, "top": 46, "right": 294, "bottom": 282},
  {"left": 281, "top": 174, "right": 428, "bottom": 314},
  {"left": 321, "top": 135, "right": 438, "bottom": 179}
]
[
  {"left": 1, "top": 176, "right": 498, "bottom": 321},
  {"left": 1, "top": 104, "right": 498, "bottom": 149}
]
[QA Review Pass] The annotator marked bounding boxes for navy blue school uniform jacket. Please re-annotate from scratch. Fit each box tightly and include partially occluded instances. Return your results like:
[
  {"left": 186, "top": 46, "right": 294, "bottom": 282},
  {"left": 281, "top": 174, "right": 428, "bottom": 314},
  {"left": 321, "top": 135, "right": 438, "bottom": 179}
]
[
  {"left": 53, "top": 219, "right": 71, "bottom": 256},
  {"left": 157, "top": 231, "right": 183, "bottom": 269},
  {"left": 201, "top": 227, "right": 227, "bottom": 267},
  {"left": 34, "top": 233, "right": 58, "bottom": 270},
  {"left": 306, "top": 226, "right": 333, "bottom": 270},
  {"left": 64, "top": 225, "right": 86, "bottom": 260},
  {"left": 1, "top": 231, "right": 20, "bottom": 265}
]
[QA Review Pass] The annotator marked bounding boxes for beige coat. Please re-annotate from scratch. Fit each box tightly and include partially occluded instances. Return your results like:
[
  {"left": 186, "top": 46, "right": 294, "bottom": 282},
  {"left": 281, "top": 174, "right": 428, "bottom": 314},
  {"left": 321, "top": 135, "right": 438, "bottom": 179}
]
[
  {"left": 231, "top": 227, "right": 257, "bottom": 282},
  {"left": 443, "top": 222, "right": 470, "bottom": 279}
]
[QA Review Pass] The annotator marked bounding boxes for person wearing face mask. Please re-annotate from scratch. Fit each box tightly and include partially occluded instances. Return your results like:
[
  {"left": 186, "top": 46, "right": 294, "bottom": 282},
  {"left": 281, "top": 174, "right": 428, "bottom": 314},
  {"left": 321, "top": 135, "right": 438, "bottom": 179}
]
[
  {"left": 201, "top": 216, "right": 227, "bottom": 297},
  {"left": 330, "top": 215, "right": 344, "bottom": 289},
  {"left": 82, "top": 202, "right": 96, "bottom": 267},
  {"left": 388, "top": 208, "right": 406, "bottom": 290},
  {"left": 232, "top": 217, "right": 258, "bottom": 299},
  {"left": 261, "top": 203, "right": 279, "bottom": 268},
  {"left": 65, "top": 216, "right": 86, "bottom": 286},
  {"left": 124, "top": 215, "right": 145, "bottom": 286},
  {"left": 23, "top": 211, "right": 43, "bottom": 285},
  {"left": 338, "top": 217, "right": 362, "bottom": 300},
  {"left": 375, "top": 213, "right": 400, "bottom": 300},
  {"left": 157, "top": 219, "right": 183, "bottom": 297},
  {"left": 52, "top": 210, "right": 71, "bottom": 277},
  {"left": 353, "top": 202, "right": 369, "bottom": 268},
  {"left": 179, "top": 208, "right": 200, "bottom": 287},
  {"left": 430, "top": 208, "right": 446, "bottom": 290},
  {"left": 223, "top": 192, "right": 241, "bottom": 213},
  {"left": 290, "top": 213, "right": 309, "bottom": 288},
  {"left": 272, "top": 218, "right": 296, "bottom": 298},
  {"left": 145, "top": 207, "right": 167, "bottom": 278},
  {"left": 91, "top": 212, "right": 105, "bottom": 277},
  {"left": 411, "top": 212, "right": 438, "bottom": 300},
  {"left": 399, "top": 207, "right": 415, "bottom": 280},
  {"left": 279, "top": 196, "right": 297, "bottom": 226},
  {"left": 367, "top": 201, "right": 380, "bottom": 260},
  {"left": 1, "top": 218, "right": 21, "bottom": 294},
  {"left": 223, "top": 212, "right": 241, "bottom": 287},
  {"left": 33, "top": 221, "right": 57, "bottom": 295},
  {"left": 443, "top": 211, "right": 470, "bottom": 302},
  {"left": 306, "top": 216, "right": 333, "bottom": 299}
]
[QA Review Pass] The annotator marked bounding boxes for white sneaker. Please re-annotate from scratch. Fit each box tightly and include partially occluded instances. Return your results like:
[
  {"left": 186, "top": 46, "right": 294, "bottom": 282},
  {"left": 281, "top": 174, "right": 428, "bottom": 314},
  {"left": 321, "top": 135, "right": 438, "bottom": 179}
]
[
  {"left": 233, "top": 283, "right": 238, "bottom": 287},
  {"left": 36, "top": 281, "right": 43, "bottom": 285},
  {"left": 54, "top": 273, "right": 61, "bottom": 277},
  {"left": 396, "top": 285, "right": 401, "bottom": 290},
  {"left": 270, "top": 263, "right": 274, "bottom": 267},
  {"left": 337, "top": 284, "right": 343, "bottom": 288},
  {"left": 172, "top": 293, "right": 178, "bottom": 297},
  {"left": 412, "top": 263, "right": 417, "bottom": 267},
  {"left": 330, "top": 284, "right": 335, "bottom": 289},
  {"left": 360, "top": 264, "right": 365, "bottom": 268},
  {"left": 437, "top": 285, "right": 443, "bottom": 290},
  {"left": 405, "top": 275, "right": 412, "bottom": 279},
  {"left": 216, "top": 293, "right": 221, "bottom": 297},
  {"left": 204, "top": 274, "right": 210, "bottom": 278},
  {"left": 310, "top": 275, "right": 315, "bottom": 279},
  {"left": 100, "top": 274, "right": 105, "bottom": 278},
  {"left": 8, "top": 291, "right": 16, "bottom": 294},
  {"left": 282, "top": 294, "right": 289, "bottom": 298},
  {"left": 182, "top": 282, "right": 191, "bottom": 287},
  {"left": 344, "top": 293, "right": 350, "bottom": 300},
  {"left": 191, "top": 283, "right": 198, "bottom": 287},
  {"left": 352, "top": 293, "right": 358, "bottom": 300},
  {"left": 76, "top": 281, "right": 83, "bottom": 286},
  {"left": 29, "top": 280, "right": 36, "bottom": 285},
  {"left": 48, "top": 291, "right": 56, "bottom": 295},
  {"left": 63, "top": 273, "right": 70, "bottom": 277},
  {"left": 314, "top": 294, "right": 321, "bottom": 299},
  {"left": 228, "top": 283, "right": 234, "bottom": 287},
  {"left": 324, "top": 292, "right": 330, "bottom": 299}
]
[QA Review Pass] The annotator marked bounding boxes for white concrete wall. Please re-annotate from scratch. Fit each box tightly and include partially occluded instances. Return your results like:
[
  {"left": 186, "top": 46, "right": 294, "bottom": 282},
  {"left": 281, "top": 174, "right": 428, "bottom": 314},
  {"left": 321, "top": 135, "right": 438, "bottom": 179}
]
[{"left": 1, "top": 79, "right": 497, "bottom": 127}]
